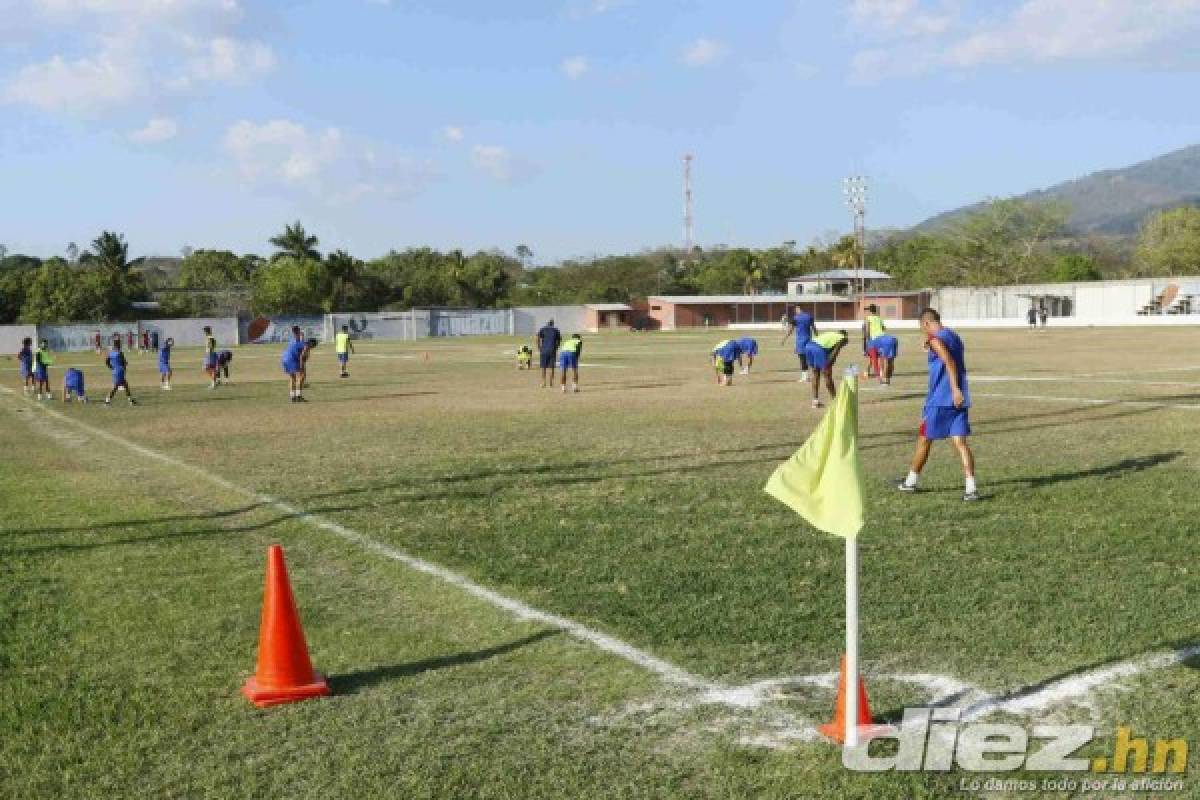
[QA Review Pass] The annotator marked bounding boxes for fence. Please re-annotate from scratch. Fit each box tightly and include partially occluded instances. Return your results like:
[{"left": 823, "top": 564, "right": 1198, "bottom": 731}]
[{"left": 6, "top": 318, "right": 241, "bottom": 353}]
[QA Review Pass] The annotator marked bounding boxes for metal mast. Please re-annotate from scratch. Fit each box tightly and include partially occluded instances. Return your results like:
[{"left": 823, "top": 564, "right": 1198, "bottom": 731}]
[
  {"left": 683, "top": 154, "right": 694, "bottom": 257},
  {"left": 843, "top": 175, "right": 868, "bottom": 297}
]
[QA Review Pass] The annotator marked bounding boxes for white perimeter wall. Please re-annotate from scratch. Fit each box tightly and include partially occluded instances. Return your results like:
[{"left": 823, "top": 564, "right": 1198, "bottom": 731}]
[
  {"left": 0, "top": 324, "right": 38, "bottom": 354},
  {"left": 512, "top": 306, "right": 589, "bottom": 336}
]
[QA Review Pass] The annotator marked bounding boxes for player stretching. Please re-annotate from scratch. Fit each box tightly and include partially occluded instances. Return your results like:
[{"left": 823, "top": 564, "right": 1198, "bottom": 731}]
[
  {"left": 203, "top": 326, "right": 219, "bottom": 389},
  {"left": 735, "top": 337, "right": 758, "bottom": 374},
  {"left": 536, "top": 319, "right": 562, "bottom": 388},
  {"left": 104, "top": 338, "right": 137, "bottom": 406},
  {"left": 862, "top": 305, "right": 886, "bottom": 378},
  {"left": 62, "top": 368, "right": 88, "bottom": 404},
  {"left": 335, "top": 325, "right": 354, "bottom": 378},
  {"left": 18, "top": 337, "right": 34, "bottom": 393},
  {"left": 711, "top": 338, "right": 743, "bottom": 387},
  {"left": 782, "top": 305, "right": 818, "bottom": 382},
  {"left": 558, "top": 334, "right": 583, "bottom": 393},
  {"left": 159, "top": 337, "right": 174, "bottom": 390},
  {"left": 804, "top": 331, "right": 849, "bottom": 408},
  {"left": 897, "top": 309, "right": 978, "bottom": 501},
  {"left": 282, "top": 326, "right": 312, "bottom": 403}
]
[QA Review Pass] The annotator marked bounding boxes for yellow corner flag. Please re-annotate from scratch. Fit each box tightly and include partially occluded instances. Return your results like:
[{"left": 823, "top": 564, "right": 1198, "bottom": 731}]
[{"left": 764, "top": 373, "right": 865, "bottom": 538}]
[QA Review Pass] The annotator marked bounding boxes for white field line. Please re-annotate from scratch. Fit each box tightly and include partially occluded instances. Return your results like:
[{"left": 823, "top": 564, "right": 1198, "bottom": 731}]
[
  {"left": 971, "top": 392, "right": 1200, "bottom": 411},
  {"left": 972, "top": 374, "right": 1200, "bottom": 388}
]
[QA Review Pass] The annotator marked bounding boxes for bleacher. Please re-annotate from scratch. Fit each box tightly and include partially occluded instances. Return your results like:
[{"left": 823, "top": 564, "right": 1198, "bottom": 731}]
[{"left": 1136, "top": 283, "right": 1200, "bottom": 315}]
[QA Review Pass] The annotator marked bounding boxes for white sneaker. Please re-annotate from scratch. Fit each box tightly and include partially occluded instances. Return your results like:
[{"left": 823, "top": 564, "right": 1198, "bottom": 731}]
[
  {"left": 811, "top": 399, "right": 823, "bottom": 409},
  {"left": 561, "top": 385, "right": 567, "bottom": 393},
  {"left": 800, "top": 373, "right": 810, "bottom": 382},
  {"left": 572, "top": 384, "right": 580, "bottom": 393}
]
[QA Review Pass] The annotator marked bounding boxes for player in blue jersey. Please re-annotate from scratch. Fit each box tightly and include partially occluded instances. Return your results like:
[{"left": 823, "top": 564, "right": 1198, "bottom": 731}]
[
  {"left": 104, "top": 337, "right": 138, "bottom": 406},
  {"left": 897, "top": 309, "right": 978, "bottom": 501},
  {"left": 202, "top": 325, "right": 219, "bottom": 389},
  {"left": 62, "top": 367, "right": 87, "bottom": 404},
  {"left": 536, "top": 319, "right": 562, "bottom": 388},
  {"left": 868, "top": 332, "right": 899, "bottom": 386},
  {"left": 282, "top": 326, "right": 312, "bottom": 403},
  {"left": 158, "top": 337, "right": 174, "bottom": 390},
  {"left": 782, "top": 305, "right": 818, "bottom": 381},
  {"left": 558, "top": 334, "right": 583, "bottom": 393},
  {"left": 17, "top": 337, "right": 34, "bottom": 394},
  {"left": 804, "top": 331, "right": 850, "bottom": 409},
  {"left": 734, "top": 337, "right": 759, "bottom": 375},
  {"left": 32, "top": 339, "right": 52, "bottom": 400},
  {"left": 711, "top": 338, "right": 743, "bottom": 387},
  {"left": 217, "top": 350, "right": 234, "bottom": 383}
]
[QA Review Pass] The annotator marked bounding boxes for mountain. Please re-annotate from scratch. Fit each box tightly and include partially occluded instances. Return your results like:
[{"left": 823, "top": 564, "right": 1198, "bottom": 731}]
[{"left": 915, "top": 143, "right": 1200, "bottom": 236}]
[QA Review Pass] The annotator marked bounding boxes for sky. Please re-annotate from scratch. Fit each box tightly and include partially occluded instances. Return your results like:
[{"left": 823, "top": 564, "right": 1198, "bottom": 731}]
[{"left": 3, "top": 0, "right": 1200, "bottom": 263}]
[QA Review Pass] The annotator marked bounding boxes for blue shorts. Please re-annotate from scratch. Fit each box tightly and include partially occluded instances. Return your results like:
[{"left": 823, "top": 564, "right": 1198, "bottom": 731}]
[
  {"left": 33, "top": 368, "right": 47, "bottom": 381},
  {"left": 921, "top": 407, "right": 971, "bottom": 440},
  {"left": 794, "top": 336, "right": 811, "bottom": 356},
  {"left": 204, "top": 354, "right": 218, "bottom": 369},
  {"left": 870, "top": 335, "right": 898, "bottom": 359},
  {"left": 65, "top": 376, "right": 84, "bottom": 393},
  {"left": 19, "top": 365, "right": 31, "bottom": 379},
  {"left": 337, "top": 352, "right": 349, "bottom": 364},
  {"left": 282, "top": 360, "right": 301, "bottom": 376},
  {"left": 803, "top": 342, "right": 828, "bottom": 371},
  {"left": 159, "top": 362, "right": 171, "bottom": 374},
  {"left": 559, "top": 352, "right": 579, "bottom": 370},
  {"left": 111, "top": 370, "right": 126, "bottom": 385},
  {"left": 539, "top": 351, "right": 556, "bottom": 369}
]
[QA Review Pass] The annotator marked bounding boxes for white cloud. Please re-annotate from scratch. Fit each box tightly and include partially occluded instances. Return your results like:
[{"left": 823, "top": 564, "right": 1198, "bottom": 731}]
[
  {"left": 182, "top": 35, "right": 275, "bottom": 82},
  {"left": 568, "top": 0, "right": 626, "bottom": 18},
  {"left": 681, "top": 37, "right": 726, "bottom": 67},
  {"left": 847, "top": 0, "right": 1200, "bottom": 81},
  {"left": 129, "top": 116, "right": 178, "bottom": 142},
  {"left": 561, "top": 55, "right": 589, "bottom": 79},
  {"left": 224, "top": 118, "right": 437, "bottom": 201},
  {"left": 471, "top": 144, "right": 536, "bottom": 183},
  {"left": 443, "top": 125, "right": 464, "bottom": 142},
  {"left": 4, "top": 51, "right": 142, "bottom": 112}
]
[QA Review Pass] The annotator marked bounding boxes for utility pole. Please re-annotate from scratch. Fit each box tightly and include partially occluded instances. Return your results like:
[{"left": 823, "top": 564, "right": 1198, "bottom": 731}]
[
  {"left": 683, "top": 154, "right": 694, "bottom": 259},
  {"left": 843, "top": 175, "right": 868, "bottom": 297}
]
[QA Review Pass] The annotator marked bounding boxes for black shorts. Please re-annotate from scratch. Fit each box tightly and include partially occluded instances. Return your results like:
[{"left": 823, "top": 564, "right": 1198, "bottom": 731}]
[
  {"left": 722, "top": 360, "right": 734, "bottom": 376},
  {"left": 540, "top": 351, "right": 556, "bottom": 369}
]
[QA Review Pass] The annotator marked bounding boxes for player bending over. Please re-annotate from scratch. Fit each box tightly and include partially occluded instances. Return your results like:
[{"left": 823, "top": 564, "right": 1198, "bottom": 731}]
[
  {"left": 62, "top": 367, "right": 88, "bottom": 404},
  {"left": 868, "top": 332, "right": 899, "bottom": 386},
  {"left": 516, "top": 345, "right": 533, "bottom": 370},
  {"left": 282, "top": 327, "right": 312, "bottom": 403},
  {"left": 335, "top": 325, "right": 354, "bottom": 378},
  {"left": 897, "top": 308, "right": 978, "bottom": 501},
  {"left": 711, "top": 338, "right": 743, "bottom": 387},
  {"left": 217, "top": 350, "right": 234, "bottom": 383},
  {"left": 782, "top": 305, "right": 818, "bottom": 382},
  {"left": 735, "top": 337, "right": 758, "bottom": 374},
  {"left": 104, "top": 338, "right": 137, "bottom": 406},
  {"left": 558, "top": 334, "right": 583, "bottom": 393},
  {"left": 18, "top": 337, "right": 34, "bottom": 393},
  {"left": 158, "top": 338, "right": 174, "bottom": 390},
  {"left": 803, "top": 331, "right": 849, "bottom": 409},
  {"left": 862, "top": 305, "right": 886, "bottom": 378}
]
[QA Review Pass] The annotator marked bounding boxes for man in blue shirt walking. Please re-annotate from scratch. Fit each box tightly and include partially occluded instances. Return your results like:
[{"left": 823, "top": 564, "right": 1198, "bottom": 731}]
[{"left": 897, "top": 309, "right": 978, "bottom": 501}]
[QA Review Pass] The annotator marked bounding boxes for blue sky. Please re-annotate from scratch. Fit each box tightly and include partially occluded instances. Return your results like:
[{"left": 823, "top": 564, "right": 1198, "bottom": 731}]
[{"left": 3, "top": 0, "right": 1200, "bottom": 263}]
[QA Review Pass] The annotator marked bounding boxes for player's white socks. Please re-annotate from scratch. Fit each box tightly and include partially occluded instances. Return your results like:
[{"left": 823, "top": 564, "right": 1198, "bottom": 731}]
[
  {"left": 965, "top": 475, "right": 977, "bottom": 494},
  {"left": 904, "top": 471, "right": 920, "bottom": 488}
]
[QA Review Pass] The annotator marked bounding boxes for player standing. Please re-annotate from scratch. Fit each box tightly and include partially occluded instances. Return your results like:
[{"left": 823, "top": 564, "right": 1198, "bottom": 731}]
[
  {"left": 158, "top": 337, "right": 174, "bottom": 390},
  {"left": 202, "top": 325, "right": 219, "bottom": 389},
  {"left": 282, "top": 326, "right": 311, "bottom": 403},
  {"left": 862, "top": 305, "right": 886, "bottom": 378},
  {"left": 897, "top": 309, "right": 978, "bottom": 501},
  {"left": 782, "top": 305, "right": 818, "bottom": 381},
  {"left": 558, "top": 334, "right": 583, "bottom": 393},
  {"left": 804, "top": 331, "right": 849, "bottom": 408},
  {"left": 335, "top": 325, "right": 354, "bottom": 378},
  {"left": 104, "top": 337, "right": 137, "bottom": 406},
  {"left": 536, "top": 319, "right": 562, "bottom": 388},
  {"left": 32, "top": 339, "right": 52, "bottom": 400},
  {"left": 17, "top": 337, "right": 34, "bottom": 393}
]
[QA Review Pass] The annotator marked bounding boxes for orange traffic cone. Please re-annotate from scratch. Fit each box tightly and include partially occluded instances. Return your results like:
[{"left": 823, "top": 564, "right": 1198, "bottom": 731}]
[
  {"left": 817, "top": 654, "right": 889, "bottom": 743},
  {"left": 241, "top": 544, "right": 330, "bottom": 708}
]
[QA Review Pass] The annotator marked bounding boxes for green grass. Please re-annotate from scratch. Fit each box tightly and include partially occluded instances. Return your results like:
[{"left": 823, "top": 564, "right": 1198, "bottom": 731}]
[{"left": 2, "top": 327, "right": 1199, "bottom": 798}]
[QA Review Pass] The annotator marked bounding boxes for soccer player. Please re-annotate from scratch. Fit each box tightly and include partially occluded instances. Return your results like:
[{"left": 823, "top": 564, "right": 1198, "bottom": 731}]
[
  {"left": 804, "top": 330, "right": 849, "bottom": 409},
  {"left": 782, "top": 305, "right": 818, "bottom": 381},
  {"left": 149, "top": 329, "right": 160, "bottom": 353},
  {"left": 202, "top": 325, "right": 219, "bottom": 389},
  {"left": 158, "top": 337, "right": 174, "bottom": 390},
  {"left": 17, "top": 337, "right": 34, "bottom": 393},
  {"left": 536, "top": 318, "right": 562, "bottom": 388},
  {"left": 62, "top": 367, "right": 88, "bottom": 404},
  {"left": 735, "top": 337, "right": 759, "bottom": 374},
  {"left": 335, "top": 325, "right": 354, "bottom": 378},
  {"left": 126, "top": 330, "right": 135, "bottom": 352},
  {"left": 897, "top": 308, "right": 978, "bottom": 501},
  {"left": 104, "top": 337, "right": 137, "bottom": 406},
  {"left": 217, "top": 350, "right": 234, "bottom": 382},
  {"left": 516, "top": 345, "right": 533, "bottom": 370},
  {"left": 869, "top": 331, "right": 899, "bottom": 386},
  {"left": 1038, "top": 305, "right": 1048, "bottom": 329},
  {"left": 711, "top": 338, "right": 743, "bottom": 387},
  {"left": 140, "top": 330, "right": 150, "bottom": 353},
  {"left": 32, "top": 339, "right": 52, "bottom": 400},
  {"left": 282, "top": 326, "right": 311, "bottom": 403},
  {"left": 558, "top": 334, "right": 583, "bottom": 393},
  {"left": 1026, "top": 306, "right": 1037, "bottom": 330},
  {"left": 299, "top": 338, "right": 318, "bottom": 390},
  {"left": 862, "top": 305, "right": 886, "bottom": 378}
]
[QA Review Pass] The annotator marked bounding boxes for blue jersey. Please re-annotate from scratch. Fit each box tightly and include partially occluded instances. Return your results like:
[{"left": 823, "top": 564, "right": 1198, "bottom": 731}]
[
  {"left": 158, "top": 345, "right": 172, "bottom": 366},
  {"left": 64, "top": 368, "right": 84, "bottom": 391},
  {"left": 713, "top": 340, "right": 742, "bottom": 362},
  {"left": 108, "top": 349, "right": 126, "bottom": 377},
  {"left": 18, "top": 347, "right": 32, "bottom": 369},
  {"left": 926, "top": 328, "right": 970, "bottom": 409},
  {"left": 793, "top": 311, "right": 815, "bottom": 340},
  {"left": 735, "top": 337, "right": 758, "bottom": 356},
  {"left": 282, "top": 338, "right": 306, "bottom": 366},
  {"left": 537, "top": 326, "right": 562, "bottom": 354}
]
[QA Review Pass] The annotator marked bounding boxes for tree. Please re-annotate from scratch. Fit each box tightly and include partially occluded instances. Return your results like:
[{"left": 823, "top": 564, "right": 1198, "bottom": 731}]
[
  {"left": 269, "top": 221, "right": 321, "bottom": 262},
  {"left": 251, "top": 256, "right": 326, "bottom": 314},
  {"left": 1134, "top": 207, "right": 1200, "bottom": 277},
  {"left": 450, "top": 251, "right": 512, "bottom": 307},
  {"left": 1045, "top": 253, "right": 1101, "bottom": 282},
  {"left": 0, "top": 244, "right": 6, "bottom": 261},
  {"left": 20, "top": 260, "right": 146, "bottom": 322},
  {"left": 65, "top": 242, "right": 79, "bottom": 264},
  {"left": 90, "top": 231, "right": 130, "bottom": 273},
  {"left": 0, "top": 269, "right": 30, "bottom": 323},
  {"left": 323, "top": 249, "right": 362, "bottom": 311},
  {"left": 163, "top": 249, "right": 253, "bottom": 315},
  {"left": 515, "top": 244, "right": 533, "bottom": 268},
  {"left": 941, "top": 198, "right": 1069, "bottom": 285}
]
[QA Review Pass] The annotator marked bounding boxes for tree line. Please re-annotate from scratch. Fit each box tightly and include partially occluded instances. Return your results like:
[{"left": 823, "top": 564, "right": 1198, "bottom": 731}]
[{"left": 2, "top": 200, "right": 1199, "bottom": 324}]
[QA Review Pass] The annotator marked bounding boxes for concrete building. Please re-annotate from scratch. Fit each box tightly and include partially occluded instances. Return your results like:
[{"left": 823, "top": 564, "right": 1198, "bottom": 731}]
[{"left": 787, "top": 269, "right": 893, "bottom": 298}]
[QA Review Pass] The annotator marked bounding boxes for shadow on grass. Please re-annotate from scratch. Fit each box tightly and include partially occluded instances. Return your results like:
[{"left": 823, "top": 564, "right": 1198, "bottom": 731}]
[{"left": 328, "top": 629, "right": 562, "bottom": 694}]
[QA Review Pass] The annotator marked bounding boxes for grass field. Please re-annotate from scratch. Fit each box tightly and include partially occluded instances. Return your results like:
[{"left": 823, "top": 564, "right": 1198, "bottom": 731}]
[{"left": 3, "top": 326, "right": 1200, "bottom": 799}]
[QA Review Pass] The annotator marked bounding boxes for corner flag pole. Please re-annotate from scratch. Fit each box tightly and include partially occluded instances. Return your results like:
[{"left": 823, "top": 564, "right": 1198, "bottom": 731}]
[{"left": 844, "top": 533, "right": 859, "bottom": 748}]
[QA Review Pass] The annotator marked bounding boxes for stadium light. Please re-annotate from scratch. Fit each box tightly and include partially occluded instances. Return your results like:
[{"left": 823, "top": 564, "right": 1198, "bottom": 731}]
[{"left": 842, "top": 176, "right": 868, "bottom": 298}]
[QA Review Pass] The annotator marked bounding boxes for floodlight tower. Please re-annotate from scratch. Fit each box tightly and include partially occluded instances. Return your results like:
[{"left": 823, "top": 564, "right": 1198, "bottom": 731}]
[
  {"left": 683, "top": 154, "right": 694, "bottom": 258},
  {"left": 843, "top": 175, "right": 868, "bottom": 297}
]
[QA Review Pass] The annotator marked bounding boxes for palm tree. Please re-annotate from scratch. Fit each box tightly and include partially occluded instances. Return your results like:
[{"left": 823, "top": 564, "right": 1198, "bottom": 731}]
[
  {"left": 324, "top": 249, "right": 360, "bottom": 311},
  {"left": 90, "top": 231, "right": 129, "bottom": 273},
  {"left": 269, "top": 221, "right": 320, "bottom": 261}
]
